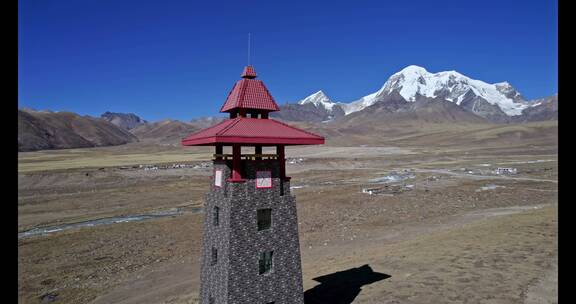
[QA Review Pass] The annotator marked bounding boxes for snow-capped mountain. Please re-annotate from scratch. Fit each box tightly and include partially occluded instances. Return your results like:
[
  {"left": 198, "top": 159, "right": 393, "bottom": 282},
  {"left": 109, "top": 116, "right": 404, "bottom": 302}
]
[
  {"left": 340, "top": 65, "right": 531, "bottom": 117},
  {"left": 272, "top": 90, "right": 345, "bottom": 122},
  {"left": 298, "top": 90, "right": 337, "bottom": 110},
  {"left": 276, "top": 65, "right": 555, "bottom": 123}
]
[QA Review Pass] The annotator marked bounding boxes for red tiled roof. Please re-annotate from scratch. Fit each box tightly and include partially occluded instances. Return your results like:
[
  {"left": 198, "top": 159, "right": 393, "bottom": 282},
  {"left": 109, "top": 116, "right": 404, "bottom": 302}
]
[
  {"left": 181, "top": 117, "right": 325, "bottom": 146},
  {"left": 220, "top": 66, "right": 280, "bottom": 113}
]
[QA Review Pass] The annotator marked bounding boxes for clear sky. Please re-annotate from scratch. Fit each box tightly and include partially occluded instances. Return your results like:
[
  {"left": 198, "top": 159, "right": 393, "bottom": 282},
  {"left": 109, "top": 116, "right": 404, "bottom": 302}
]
[{"left": 18, "top": 0, "right": 558, "bottom": 122}]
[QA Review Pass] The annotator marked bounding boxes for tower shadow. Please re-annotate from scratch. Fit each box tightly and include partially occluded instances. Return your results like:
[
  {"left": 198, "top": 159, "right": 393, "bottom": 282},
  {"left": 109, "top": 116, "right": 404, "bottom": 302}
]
[{"left": 304, "top": 264, "right": 391, "bottom": 304}]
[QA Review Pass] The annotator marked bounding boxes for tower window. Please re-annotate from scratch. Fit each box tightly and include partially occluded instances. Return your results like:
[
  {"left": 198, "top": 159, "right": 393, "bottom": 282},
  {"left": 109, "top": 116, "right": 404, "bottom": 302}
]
[
  {"left": 213, "top": 206, "right": 219, "bottom": 226},
  {"left": 211, "top": 247, "right": 218, "bottom": 266},
  {"left": 257, "top": 208, "right": 272, "bottom": 231},
  {"left": 259, "top": 251, "right": 274, "bottom": 274}
]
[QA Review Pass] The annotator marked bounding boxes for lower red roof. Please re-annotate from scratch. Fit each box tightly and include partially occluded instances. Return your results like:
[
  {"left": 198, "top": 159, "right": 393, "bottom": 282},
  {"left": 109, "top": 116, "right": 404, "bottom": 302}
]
[{"left": 181, "top": 118, "right": 325, "bottom": 146}]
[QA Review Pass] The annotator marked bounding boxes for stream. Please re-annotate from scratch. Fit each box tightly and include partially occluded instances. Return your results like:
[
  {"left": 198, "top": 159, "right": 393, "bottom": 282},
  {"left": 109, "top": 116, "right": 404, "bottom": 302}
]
[{"left": 18, "top": 207, "right": 201, "bottom": 239}]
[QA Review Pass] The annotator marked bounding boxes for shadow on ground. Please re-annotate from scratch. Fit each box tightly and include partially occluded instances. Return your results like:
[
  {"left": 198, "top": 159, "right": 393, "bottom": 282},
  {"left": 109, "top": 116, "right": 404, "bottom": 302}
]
[{"left": 304, "top": 264, "right": 390, "bottom": 304}]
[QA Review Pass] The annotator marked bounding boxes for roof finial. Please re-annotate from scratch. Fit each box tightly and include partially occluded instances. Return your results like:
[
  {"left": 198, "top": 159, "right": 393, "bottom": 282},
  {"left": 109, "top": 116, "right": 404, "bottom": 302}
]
[
  {"left": 241, "top": 33, "right": 257, "bottom": 79},
  {"left": 241, "top": 65, "right": 257, "bottom": 79},
  {"left": 247, "top": 33, "right": 251, "bottom": 66}
]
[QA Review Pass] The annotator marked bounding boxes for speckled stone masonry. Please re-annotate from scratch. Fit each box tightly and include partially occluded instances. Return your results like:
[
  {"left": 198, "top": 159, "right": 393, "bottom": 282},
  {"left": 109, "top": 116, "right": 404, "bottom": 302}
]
[{"left": 199, "top": 159, "right": 304, "bottom": 304}]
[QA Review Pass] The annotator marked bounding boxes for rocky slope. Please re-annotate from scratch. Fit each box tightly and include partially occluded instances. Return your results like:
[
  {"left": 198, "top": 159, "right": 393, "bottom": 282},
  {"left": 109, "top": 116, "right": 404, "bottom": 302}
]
[
  {"left": 101, "top": 112, "right": 147, "bottom": 130},
  {"left": 513, "top": 94, "right": 558, "bottom": 122},
  {"left": 334, "top": 91, "right": 487, "bottom": 128}
]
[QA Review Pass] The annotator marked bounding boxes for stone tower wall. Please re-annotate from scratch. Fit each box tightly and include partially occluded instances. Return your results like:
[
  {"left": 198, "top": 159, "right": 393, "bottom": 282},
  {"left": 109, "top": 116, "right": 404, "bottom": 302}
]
[
  {"left": 200, "top": 159, "right": 304, "bottom": 304},
  {"left": 199, "top": 161, "right": 232, "bottom": 304}
]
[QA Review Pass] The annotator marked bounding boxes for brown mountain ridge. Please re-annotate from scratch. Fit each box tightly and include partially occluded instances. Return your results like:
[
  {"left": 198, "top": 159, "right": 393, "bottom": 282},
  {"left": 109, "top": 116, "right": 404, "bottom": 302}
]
[{"left": 18, "top": 110, "right": 138, "bottom": 152}]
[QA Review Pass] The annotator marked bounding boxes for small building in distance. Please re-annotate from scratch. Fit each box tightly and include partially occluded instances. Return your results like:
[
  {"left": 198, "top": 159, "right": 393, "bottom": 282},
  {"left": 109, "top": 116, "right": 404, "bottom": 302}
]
[{"left": 495, "top": 167, "right": 517, "bottom": 175}]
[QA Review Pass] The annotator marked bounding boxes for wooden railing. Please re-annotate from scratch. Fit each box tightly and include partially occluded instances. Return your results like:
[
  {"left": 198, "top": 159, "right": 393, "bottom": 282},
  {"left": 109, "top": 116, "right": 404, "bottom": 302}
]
[{"left": 213, "top": 154, "right": 279, "bottom": 160}]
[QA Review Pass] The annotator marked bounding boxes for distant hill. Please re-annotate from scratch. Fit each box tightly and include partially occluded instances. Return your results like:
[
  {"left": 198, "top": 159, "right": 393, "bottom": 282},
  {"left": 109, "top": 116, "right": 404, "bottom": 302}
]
[
  {"left": 188, "top": 116, "right": 227, "bottom": 129},
  {"left": 100, "top": 112, "right": 147, "bottom": 130},
  {"left": 18, "top": 109, "right": 138, "bottom": 152},
  {"left": 130, "top": 120, "right": 199, "bottom": 145},
  {"left": 129, "top": 116, "right": 227, "bottom": 145},
  {"left": 18, "top": 108, "right": 229, "bottom": 151}
]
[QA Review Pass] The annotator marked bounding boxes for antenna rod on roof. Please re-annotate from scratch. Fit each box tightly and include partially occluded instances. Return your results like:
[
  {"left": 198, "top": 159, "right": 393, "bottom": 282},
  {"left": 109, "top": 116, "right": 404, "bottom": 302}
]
[{"left": 247, "top": 33, "right": 251, "bottom": 66}]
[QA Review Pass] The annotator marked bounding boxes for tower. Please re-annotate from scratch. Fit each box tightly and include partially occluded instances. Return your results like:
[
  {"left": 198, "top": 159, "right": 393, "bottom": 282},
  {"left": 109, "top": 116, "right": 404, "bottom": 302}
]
[{"left": 182, "top": 65, "right": 324, "bottom": 304}]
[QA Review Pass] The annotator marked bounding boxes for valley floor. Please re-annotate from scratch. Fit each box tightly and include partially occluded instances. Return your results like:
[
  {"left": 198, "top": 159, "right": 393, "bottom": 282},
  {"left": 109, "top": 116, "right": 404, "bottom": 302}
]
[{"left": 18, "top": 141, "right": 557, "bottom": 304}]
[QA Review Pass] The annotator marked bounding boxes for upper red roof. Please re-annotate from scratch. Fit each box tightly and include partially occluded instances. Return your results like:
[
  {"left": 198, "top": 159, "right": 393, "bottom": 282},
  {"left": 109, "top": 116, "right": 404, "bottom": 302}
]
[
  {"left": 182, "top": 65, "right": 324, "bottom": 146},
  {"left": 181, "top": 117, "right": 325, "bottom": 146},
  {"left": 220, "top": 66, "right": 280, "bottom": 113}
]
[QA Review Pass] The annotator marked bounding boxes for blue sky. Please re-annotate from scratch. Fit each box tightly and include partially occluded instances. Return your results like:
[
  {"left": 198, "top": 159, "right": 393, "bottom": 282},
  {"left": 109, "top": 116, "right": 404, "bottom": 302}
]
[{"left": 18, "top": 0, "right": 558, "bottom": 121}]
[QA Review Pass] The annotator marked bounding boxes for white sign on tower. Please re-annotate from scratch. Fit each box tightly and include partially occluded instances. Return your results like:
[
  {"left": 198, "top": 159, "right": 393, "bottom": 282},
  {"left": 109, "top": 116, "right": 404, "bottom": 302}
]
[
  {"left": 214, "top": 169, "right": 223, "bottom": 187},
  {"left": 256, "top": 170, "right": 272, "bottom": 188}
]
